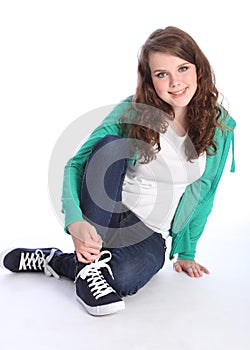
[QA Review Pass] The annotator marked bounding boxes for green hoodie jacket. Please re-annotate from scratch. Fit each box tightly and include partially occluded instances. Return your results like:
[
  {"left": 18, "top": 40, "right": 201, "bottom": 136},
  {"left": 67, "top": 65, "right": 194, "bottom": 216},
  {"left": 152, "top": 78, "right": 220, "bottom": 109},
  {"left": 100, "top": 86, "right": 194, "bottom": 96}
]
[{"left": 62, "top": 96, "right": 236, "bottom": 261}]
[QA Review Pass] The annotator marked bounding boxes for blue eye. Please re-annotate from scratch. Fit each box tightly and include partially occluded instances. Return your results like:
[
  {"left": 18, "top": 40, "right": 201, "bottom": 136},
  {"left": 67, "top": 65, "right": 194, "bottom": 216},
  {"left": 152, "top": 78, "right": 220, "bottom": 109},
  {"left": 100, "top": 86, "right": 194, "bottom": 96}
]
[
  {"left": 156, "top": 72, "right": 167, "bottom": 78},
  {"left": 179, "top": 66, "right": 188, "bottom": 72}
]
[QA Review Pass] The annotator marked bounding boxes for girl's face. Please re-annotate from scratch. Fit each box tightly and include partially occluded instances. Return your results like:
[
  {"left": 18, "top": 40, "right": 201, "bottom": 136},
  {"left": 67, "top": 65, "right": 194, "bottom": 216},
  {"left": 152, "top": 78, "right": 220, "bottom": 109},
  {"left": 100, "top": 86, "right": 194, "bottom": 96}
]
[{"left": 149, "top": 52, "right": 197, "bottom": 117}]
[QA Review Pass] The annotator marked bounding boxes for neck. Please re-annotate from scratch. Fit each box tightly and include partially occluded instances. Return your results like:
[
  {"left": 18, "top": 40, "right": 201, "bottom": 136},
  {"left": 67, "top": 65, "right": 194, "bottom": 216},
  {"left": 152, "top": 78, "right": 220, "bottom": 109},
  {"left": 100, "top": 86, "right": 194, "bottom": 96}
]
[{"left": 169, "top": 107, "right": 188, "bottom": 136}]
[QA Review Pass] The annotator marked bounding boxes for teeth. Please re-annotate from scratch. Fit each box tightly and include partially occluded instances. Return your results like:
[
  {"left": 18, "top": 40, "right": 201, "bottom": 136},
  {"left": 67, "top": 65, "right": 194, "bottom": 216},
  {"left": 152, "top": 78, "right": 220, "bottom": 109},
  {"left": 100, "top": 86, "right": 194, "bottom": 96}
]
[{"left": 172, "top": 89, "right": 185, "bottom": 95}]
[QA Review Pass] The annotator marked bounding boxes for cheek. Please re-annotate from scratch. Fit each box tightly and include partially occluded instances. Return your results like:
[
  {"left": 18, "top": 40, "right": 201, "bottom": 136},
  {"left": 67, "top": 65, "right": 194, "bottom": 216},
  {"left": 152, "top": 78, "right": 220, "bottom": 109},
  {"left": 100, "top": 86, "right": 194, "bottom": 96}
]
[
  {"left": 192, "top": 79, "right": 198, "bottom": 94},
  {"left": 153, "top": 80, "right": 167, "bottom": 96},
  {"left": 187, "top": 72, "right": 197, "bottom": 88}
]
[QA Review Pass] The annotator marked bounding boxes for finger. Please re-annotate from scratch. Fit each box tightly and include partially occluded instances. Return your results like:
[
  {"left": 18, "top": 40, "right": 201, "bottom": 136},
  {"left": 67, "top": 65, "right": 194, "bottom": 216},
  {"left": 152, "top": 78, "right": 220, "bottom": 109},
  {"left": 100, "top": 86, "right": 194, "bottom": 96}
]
[
  {"left": 81, "top": 245, "right": 101, "bottom": 256},
  {"left": 200, "top": 265, "right": 210, "bottom": 274},
  {"left": 82, "top": 250, "right": 101, "bottom": 262},
  {"left": 187, "top": 267, "right": 195, "bottom": 278},
  {"left": 193, "top": 267, "right": 203, "bottom": 278},
  {"left": 76, "top": 251, "right": 92, "bottom": 264},
  {"left": 89, "top": 226, "right": 103, "bottom": 244},
  {"left": 79, "top": 252, "right": 99, "bottom": 264},
  {"left": 174, "top": 262, "right": 183, "bottom": 273},
  {"left": 84, "top": 236, "right": 102, "bottom": 250},
  {"left": 81, "top": 242, "right": 102, "bottom": 254}
]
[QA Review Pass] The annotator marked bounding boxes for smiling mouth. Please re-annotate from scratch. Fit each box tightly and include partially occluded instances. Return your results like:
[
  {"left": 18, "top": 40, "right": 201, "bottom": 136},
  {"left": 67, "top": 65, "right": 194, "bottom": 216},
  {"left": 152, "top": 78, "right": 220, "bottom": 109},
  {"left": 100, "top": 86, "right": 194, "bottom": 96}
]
[{"left": 169, "top": 88, "right": 187, "bottom": 96}]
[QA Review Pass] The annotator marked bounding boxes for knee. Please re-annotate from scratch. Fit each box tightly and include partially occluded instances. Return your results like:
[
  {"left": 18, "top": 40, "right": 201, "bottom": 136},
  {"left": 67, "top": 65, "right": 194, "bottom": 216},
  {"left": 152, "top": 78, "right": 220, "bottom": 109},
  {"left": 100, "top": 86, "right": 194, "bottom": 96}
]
[
  {"left": 94, "top": 135, "right": 123, "bottom": 145},
  {"left": 92, "top": 135, "right": 129, "bottom": 157},
  {"left": 86, "top": 135, "right": 129, "bottom": 180},
  {"left": 108, "top": 248, "right": 165, "bottom": 297}
]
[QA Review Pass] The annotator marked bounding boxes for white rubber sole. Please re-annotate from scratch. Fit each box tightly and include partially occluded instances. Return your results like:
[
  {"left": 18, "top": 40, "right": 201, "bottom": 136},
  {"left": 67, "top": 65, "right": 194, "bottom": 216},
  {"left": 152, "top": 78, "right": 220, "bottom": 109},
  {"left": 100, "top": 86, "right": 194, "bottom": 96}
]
[{"left": 76, "top": 294, "right": 125, "bottom": 316}]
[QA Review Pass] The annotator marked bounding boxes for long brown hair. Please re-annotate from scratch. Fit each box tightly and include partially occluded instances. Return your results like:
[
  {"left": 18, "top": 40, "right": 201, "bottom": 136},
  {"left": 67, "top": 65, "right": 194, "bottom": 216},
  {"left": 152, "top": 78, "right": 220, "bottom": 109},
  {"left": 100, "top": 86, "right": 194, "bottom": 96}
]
[{"left": 119, "top": 26, "right": 226, "bottom": 163}]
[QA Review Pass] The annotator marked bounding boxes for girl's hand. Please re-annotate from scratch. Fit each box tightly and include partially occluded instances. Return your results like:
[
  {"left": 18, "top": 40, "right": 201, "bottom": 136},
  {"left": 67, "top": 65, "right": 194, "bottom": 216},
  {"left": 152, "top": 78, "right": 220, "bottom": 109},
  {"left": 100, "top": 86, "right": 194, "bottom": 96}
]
[
  {"left": 67, "top": 221, "right": 103, "bottom": 264},
  {"left": 174, "top": 259, "right": 210, "bottom": 278}
]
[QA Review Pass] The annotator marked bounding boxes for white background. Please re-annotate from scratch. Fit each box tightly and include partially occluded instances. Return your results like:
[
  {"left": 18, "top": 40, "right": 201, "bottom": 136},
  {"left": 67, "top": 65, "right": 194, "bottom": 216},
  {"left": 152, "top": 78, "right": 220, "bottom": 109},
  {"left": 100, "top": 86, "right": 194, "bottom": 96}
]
[{"left": 0, "top": 1, "right": 249, "bottom": 349}]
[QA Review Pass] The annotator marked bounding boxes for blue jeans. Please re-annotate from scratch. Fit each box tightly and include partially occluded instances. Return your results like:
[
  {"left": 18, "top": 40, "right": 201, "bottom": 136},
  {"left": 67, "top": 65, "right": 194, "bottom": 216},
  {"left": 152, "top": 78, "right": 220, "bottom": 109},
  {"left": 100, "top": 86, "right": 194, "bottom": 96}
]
[{"left": 53, "top": 135, "right": 166, "bottom": 296}]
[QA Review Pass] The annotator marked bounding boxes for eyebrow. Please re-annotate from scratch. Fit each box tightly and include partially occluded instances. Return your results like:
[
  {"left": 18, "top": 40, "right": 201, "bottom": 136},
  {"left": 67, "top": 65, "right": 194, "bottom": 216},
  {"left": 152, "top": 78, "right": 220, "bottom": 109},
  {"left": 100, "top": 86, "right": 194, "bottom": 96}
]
[{"left": 152, "top": 62, "right": 191, "bottom": 74}]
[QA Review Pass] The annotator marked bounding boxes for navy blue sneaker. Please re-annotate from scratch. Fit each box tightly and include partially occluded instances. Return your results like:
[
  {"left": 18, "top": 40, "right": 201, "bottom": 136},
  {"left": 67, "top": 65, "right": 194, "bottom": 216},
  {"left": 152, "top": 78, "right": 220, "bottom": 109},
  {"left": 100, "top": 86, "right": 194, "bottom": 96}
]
[
  {"left": 75, "top": 250, "right": 125, "bottom": 316},
  {"left": 0, "top": 248, "right": 62, "bottom": 279}
]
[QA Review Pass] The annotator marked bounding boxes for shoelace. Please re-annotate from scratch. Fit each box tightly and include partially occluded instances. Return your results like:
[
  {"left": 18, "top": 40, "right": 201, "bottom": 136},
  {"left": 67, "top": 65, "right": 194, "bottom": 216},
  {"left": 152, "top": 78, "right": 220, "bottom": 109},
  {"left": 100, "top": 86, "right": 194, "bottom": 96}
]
[
  {"left": 18, "top": 249, "right": 60, "bottom": 279},
  {"left": 75, "top": 250, "right": 115, "bottom": 300}
]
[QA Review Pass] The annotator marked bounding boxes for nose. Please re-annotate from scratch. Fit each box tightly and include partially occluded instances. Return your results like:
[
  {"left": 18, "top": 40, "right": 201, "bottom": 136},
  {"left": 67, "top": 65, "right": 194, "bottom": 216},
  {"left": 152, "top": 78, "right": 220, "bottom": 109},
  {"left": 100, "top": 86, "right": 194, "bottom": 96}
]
[{"left": 169, "top": 73, "right": 180, "bottom": 88}]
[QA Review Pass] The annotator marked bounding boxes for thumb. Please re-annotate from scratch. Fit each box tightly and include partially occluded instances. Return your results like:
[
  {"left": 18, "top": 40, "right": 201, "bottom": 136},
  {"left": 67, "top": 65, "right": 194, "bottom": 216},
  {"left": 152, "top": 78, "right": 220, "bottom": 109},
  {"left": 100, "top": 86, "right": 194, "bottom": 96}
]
[
  {"left": 174, "top": 262, "right": 183, "bottom": 273},
  {"left": 88, "top": 224, "right": 102, "bottom": 244}
]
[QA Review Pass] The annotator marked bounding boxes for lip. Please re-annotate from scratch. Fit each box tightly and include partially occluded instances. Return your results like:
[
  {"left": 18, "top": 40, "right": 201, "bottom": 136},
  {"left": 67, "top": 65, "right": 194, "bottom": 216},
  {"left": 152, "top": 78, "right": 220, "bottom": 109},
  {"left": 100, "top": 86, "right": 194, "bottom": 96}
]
[{"left": 169, "top": 87, "right": 187, "bottom": 98}]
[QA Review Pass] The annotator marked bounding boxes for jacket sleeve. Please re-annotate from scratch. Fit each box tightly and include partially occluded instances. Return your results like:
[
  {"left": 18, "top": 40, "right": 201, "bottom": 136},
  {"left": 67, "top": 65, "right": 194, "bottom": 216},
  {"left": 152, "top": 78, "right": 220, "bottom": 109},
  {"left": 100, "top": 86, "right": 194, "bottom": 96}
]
[
  {"left": 176, "top": 190, "right": 215, "bottom": 260},
  {"left": 61, "top": 97, "right": 132, "bottom": 232},
  {"left": 169, "top": 175, "right": 216, "bottom": 261},
  {"left": 170, "top": 114, "right": 236, "bottom": 261}
]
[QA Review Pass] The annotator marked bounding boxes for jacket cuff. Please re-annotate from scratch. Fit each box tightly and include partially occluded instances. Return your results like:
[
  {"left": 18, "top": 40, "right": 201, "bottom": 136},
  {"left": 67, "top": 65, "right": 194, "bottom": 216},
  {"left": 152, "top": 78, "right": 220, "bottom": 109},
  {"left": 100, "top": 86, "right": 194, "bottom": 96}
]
[
  {"left": 177, "top": 252, "right": 195, "bottom": 261},
  {"left": 62, "top": 201, "right": 85, "bottom": 234}
]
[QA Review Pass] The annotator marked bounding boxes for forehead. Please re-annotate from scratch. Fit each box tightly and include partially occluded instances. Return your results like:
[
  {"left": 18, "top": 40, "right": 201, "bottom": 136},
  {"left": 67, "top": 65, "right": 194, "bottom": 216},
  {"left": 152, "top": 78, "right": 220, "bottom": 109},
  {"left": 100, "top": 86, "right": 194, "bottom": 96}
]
[{"left": 149, "top": 52, "right": 191, "bottom": 69}]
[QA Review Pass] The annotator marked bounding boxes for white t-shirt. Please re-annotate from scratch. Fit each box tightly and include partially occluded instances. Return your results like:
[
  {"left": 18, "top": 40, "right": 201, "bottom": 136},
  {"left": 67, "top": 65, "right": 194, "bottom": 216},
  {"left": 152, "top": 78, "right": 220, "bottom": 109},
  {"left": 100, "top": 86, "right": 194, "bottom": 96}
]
[{"left": 122, "top": 126, "right": 206, "bottom": 239}]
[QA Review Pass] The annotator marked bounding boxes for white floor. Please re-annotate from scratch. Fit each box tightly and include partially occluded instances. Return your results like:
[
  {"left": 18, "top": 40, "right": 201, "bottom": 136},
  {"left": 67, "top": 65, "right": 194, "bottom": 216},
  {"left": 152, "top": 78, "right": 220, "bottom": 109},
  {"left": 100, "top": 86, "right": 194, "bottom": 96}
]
[{"left": 0, "top": 168, "right": 249, "bottom": 350}]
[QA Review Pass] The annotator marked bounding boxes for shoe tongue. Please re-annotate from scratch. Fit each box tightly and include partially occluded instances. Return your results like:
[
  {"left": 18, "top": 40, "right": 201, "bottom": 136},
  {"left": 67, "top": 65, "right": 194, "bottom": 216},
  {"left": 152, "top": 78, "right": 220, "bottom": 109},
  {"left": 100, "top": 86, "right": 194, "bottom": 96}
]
[{"left": 76, "top": 261, "right": 87, "bottom": 275}]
